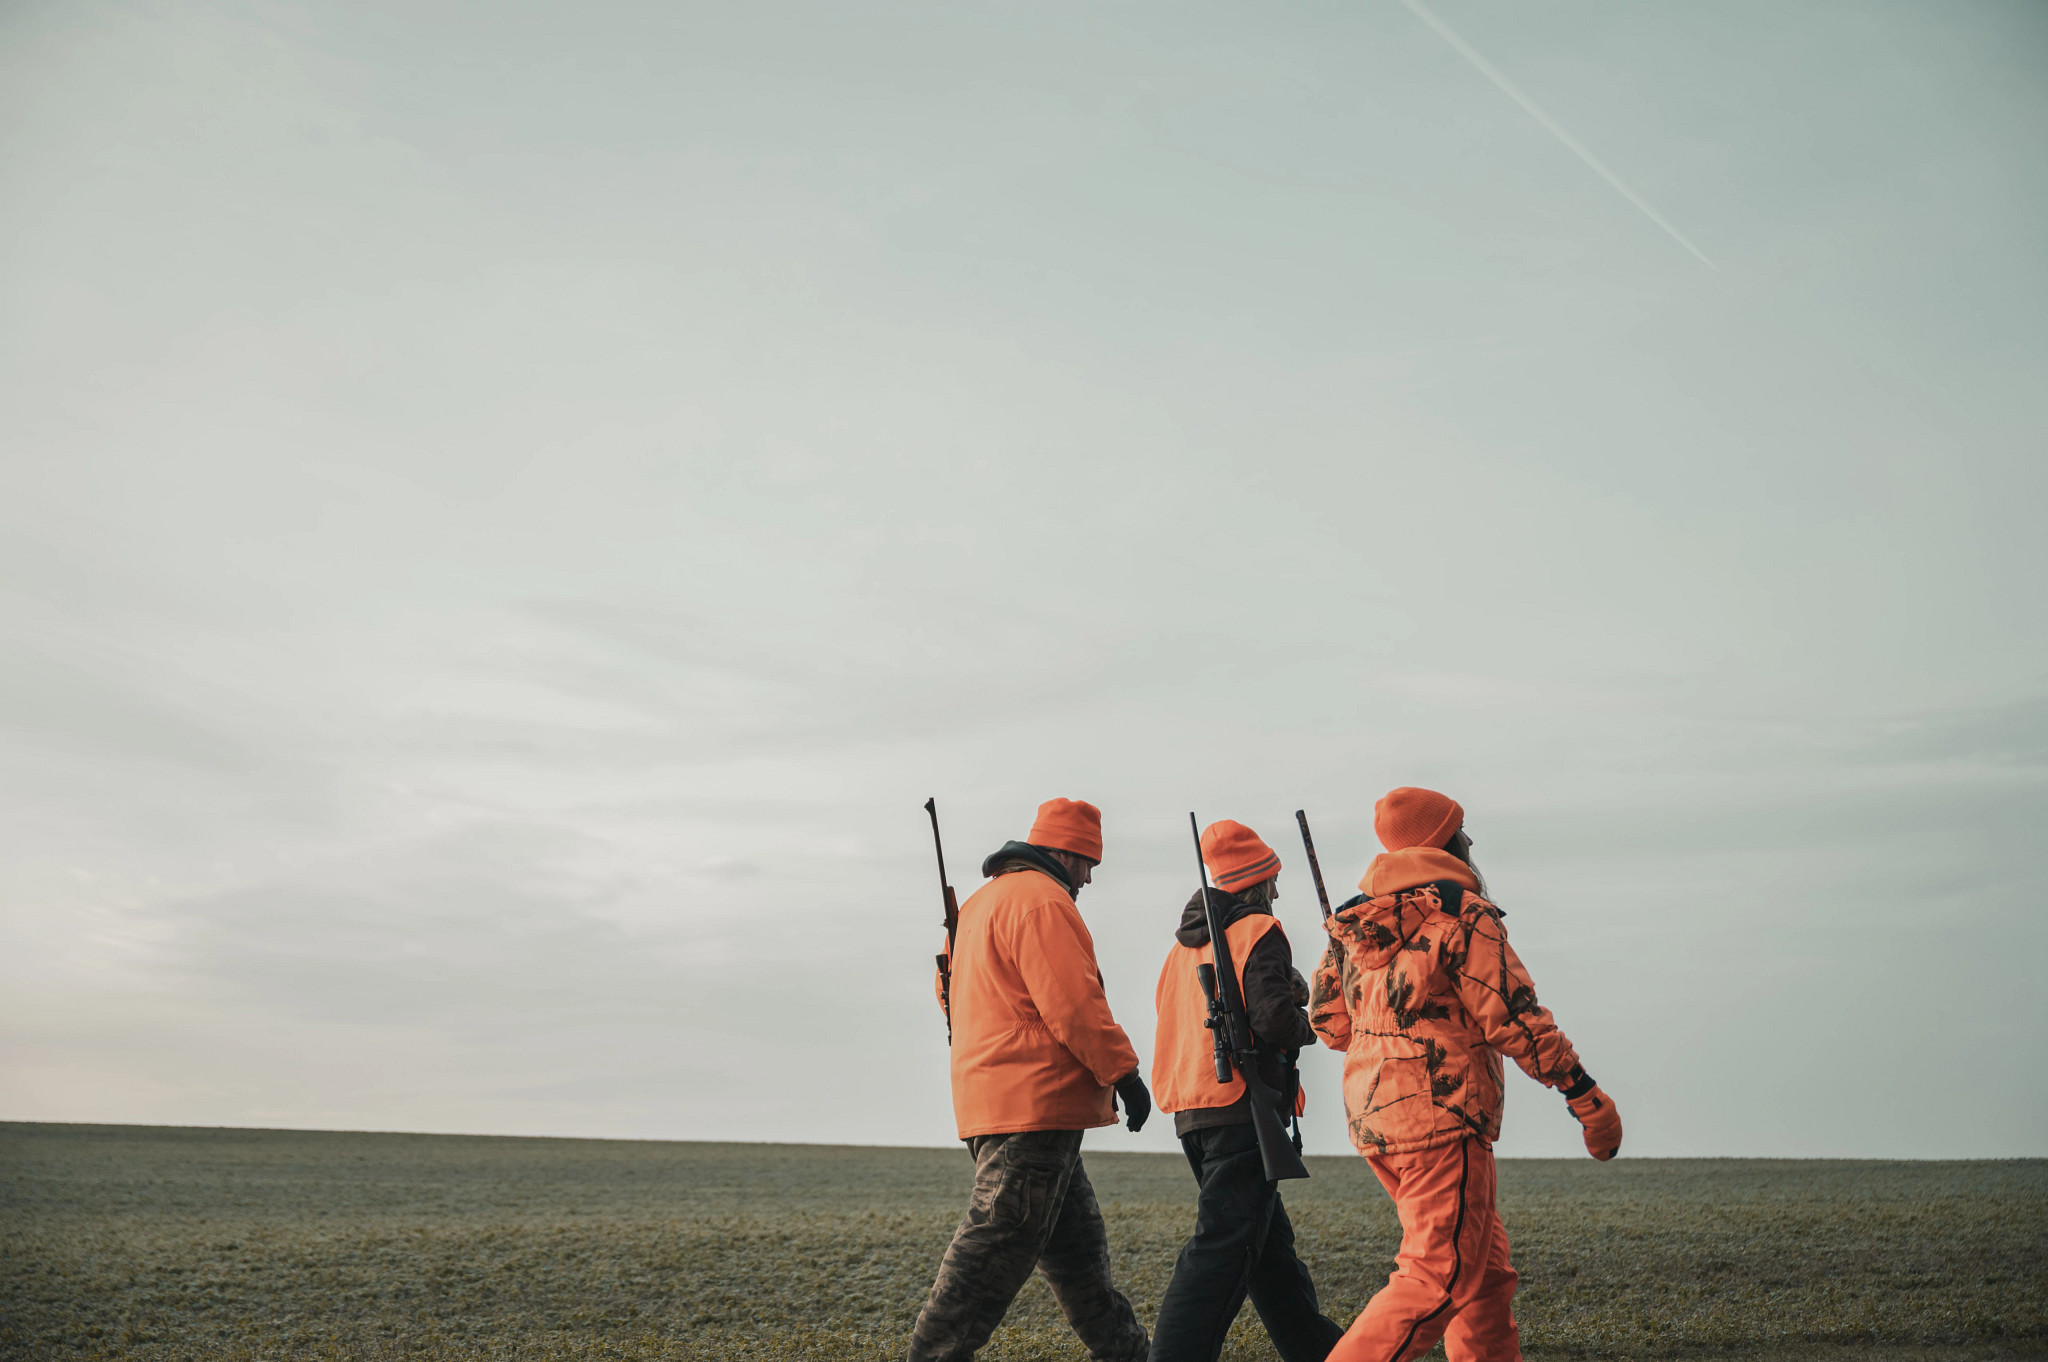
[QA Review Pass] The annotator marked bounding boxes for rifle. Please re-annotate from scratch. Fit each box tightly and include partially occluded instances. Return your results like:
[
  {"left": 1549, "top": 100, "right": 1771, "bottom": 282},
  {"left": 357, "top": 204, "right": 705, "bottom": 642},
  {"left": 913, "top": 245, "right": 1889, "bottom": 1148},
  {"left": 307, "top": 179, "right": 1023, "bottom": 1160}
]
[
  {"left": 926, "top": 798, "right": 960, "bottom": 1043},
  {"left": 1295, "top": 808, "right": 1335, "bottom": 923},
  {"left": 1292, "top": 809, "right": 1342, "bottom": 1151},
  {"left": 1190, "top": 812, "right": 1309, "bottom": 1182}
]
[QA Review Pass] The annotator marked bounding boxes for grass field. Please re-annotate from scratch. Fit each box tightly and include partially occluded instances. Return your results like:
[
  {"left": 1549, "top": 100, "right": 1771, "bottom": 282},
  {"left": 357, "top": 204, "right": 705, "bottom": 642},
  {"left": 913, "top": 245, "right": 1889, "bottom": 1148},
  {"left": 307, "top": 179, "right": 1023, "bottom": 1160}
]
[{"left": 2, "top": 1123, "right": 2043, "bottom": 1361}]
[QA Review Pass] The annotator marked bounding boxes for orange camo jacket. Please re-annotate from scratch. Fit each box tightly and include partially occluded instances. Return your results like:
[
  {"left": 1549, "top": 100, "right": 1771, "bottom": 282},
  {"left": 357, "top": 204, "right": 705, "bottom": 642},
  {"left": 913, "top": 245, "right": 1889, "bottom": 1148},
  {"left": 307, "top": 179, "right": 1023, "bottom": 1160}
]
[{"left": 1310, "top": 847, "right": 1581, "bottom": 1157}]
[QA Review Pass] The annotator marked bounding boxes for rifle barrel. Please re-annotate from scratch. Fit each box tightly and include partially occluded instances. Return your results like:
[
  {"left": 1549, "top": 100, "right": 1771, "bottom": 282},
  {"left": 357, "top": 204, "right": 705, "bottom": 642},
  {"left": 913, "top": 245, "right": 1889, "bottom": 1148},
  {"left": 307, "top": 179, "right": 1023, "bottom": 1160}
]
[
  {"left": 1295, "top": 809, "right": 1334, "bottom": 919},
  {"left": 925, "top": 798, "right": 952, "bottom": 894}
]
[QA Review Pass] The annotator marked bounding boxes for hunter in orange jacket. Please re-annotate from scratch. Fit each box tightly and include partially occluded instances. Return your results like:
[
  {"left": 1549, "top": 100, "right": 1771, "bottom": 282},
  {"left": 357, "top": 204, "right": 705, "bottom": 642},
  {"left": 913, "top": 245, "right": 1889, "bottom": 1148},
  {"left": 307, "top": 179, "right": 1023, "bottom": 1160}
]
[
  {"left": 909, "top": 798, "right": 1151, "bottom": 1362},
  {"left": 1316, "top": 788, "right": 1621, "bottom": 1362}
]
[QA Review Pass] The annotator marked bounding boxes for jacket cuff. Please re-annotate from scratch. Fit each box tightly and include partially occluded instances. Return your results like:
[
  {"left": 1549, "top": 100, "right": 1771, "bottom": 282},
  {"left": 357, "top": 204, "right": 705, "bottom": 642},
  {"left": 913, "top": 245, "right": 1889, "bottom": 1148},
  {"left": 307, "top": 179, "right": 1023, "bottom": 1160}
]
[{"left": 1561, "top": 1066, "right": 1597, "bottom": 1100}]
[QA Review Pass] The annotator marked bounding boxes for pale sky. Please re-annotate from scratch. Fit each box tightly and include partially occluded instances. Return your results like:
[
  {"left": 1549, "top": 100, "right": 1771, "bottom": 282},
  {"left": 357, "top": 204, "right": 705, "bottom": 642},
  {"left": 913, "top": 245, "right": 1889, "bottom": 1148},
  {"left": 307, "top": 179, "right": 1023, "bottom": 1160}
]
[{"left": 3, "top": 0, "right": 2043, "bottom": 1159}]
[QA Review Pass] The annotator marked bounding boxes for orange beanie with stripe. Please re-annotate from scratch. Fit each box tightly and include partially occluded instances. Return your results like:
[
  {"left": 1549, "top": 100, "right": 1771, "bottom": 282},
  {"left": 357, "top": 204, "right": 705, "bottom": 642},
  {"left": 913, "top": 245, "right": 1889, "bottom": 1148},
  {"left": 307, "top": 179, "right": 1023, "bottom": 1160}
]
[
  {"left": 1374, "top": 787, "right": 1464, "bottom": 851},
  {"left": 1030, "top": 798, "right": 1104, "bottom": 863},
  {"left": 1201, "top": 820, "right": 1281, "bottom": 892}
]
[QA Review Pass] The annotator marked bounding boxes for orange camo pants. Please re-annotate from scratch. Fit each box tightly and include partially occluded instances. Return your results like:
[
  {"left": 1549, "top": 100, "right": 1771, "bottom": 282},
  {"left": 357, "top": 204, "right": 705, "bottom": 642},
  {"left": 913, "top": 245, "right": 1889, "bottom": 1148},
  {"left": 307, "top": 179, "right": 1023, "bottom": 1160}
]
[{"left": 1327, "top": 1137, "right": 1520, "bottom": 1362}]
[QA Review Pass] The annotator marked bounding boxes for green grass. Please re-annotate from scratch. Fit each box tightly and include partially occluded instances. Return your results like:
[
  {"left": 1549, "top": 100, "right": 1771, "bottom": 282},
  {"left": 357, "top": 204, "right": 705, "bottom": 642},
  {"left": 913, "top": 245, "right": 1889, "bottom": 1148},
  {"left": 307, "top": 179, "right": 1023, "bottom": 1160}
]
[{"left": 2, "top": 1122, "right": 2042, "bottom": 1360}]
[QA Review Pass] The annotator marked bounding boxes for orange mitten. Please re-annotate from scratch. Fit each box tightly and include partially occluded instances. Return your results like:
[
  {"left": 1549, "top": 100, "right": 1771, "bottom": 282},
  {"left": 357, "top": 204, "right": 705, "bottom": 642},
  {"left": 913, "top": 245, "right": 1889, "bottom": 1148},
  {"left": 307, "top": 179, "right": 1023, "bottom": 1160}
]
[{"left": 1566, "top": 1085, "right": 1623, "bottom": 1161}]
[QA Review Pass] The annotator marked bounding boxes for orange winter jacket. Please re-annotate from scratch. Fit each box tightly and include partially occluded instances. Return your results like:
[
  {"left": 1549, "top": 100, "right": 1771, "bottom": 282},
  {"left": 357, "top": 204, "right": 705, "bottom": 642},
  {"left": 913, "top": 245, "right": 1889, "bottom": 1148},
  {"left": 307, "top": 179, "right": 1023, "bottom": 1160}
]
[
  {"left": 1309, "top": 847, "right": 1582, "bottom": 1156},
  {"left": 941, "top": 866, "right": 1140, "bottom": 1138}
]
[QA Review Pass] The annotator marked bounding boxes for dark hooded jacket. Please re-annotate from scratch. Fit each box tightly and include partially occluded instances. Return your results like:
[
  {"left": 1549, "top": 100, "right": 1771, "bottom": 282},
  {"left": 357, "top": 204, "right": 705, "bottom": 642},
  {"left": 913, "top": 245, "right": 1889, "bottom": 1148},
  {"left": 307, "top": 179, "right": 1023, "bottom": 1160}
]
[{"left": 1170, "top": 887, "right": 1317, "bottom": 1136}]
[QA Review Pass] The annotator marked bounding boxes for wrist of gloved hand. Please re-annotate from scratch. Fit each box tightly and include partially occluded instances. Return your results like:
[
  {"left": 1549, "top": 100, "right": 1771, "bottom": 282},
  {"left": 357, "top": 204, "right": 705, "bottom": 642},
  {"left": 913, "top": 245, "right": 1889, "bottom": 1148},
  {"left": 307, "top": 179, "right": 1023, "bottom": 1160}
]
[
  {"left": 1113, "top": 1070, "right": 1151, "bottom": 1134},
  {"left": 1564, "top": 1080, "right": 1622, "bottom": 1161}
]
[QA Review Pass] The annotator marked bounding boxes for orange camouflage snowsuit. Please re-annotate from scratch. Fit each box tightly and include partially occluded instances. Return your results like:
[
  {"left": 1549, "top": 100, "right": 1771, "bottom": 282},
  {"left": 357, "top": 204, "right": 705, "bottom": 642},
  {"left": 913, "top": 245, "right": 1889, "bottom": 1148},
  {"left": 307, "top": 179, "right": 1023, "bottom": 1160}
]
[{"left": 1311, "top": 845, "right": 1586, "bottom": 1362}]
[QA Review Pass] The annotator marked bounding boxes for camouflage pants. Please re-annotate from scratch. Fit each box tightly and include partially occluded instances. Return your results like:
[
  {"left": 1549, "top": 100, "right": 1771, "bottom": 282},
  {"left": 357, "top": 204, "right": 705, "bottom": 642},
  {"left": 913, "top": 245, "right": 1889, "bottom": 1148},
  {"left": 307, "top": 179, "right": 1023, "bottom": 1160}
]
[{"left": 906, "top": 1130, "right": 1150, "bottom": 1362}]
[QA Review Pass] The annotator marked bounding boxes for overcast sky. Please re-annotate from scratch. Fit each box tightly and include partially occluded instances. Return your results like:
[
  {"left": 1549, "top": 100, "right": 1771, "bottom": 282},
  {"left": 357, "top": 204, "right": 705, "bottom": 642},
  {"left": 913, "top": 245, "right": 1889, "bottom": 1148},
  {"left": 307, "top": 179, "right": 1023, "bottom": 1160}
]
[{"left": 3, "top": 0, "right": 2044, "bottom": 1160}]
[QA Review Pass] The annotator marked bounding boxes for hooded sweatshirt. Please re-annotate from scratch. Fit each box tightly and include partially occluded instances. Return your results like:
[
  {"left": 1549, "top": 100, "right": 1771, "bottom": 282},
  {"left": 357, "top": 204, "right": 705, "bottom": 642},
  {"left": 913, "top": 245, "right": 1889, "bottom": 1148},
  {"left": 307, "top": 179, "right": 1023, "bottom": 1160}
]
[
  {"left": 1309, "top": 846, "right": 1582, "bottom": 1157},
  {"left": 1166, "top": 888, "right": 1316, "bottom": 1136}
]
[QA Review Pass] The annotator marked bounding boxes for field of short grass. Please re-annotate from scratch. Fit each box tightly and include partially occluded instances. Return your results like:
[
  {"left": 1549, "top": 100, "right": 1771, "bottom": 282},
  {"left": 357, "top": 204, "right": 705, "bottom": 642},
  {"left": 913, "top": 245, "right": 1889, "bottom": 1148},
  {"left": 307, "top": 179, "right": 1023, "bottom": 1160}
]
[{"left": 2, "top": 1123, "right": 2042, "bottom": 1361}]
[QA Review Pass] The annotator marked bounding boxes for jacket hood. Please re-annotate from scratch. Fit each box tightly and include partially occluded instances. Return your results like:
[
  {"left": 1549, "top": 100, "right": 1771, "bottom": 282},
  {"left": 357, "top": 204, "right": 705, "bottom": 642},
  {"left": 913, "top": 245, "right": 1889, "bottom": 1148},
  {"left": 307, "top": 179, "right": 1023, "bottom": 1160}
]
[
  {"left": 1175, "top": 887, "right": 1270, "bottom": 947},
  {"left": 980, "top": 840, "right": 1076, "bottom": 894},
  {"left": 1326, "top": 849, "right": 1481, "bottom": 969},
  {"left": 1362, "top": 847, "right": 1479, "bottom": 898}
]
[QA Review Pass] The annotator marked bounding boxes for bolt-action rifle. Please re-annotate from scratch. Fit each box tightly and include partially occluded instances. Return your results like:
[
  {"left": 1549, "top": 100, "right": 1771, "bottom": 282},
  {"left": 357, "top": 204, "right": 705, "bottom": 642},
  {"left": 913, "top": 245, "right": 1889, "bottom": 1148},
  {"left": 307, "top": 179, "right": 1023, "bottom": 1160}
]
[
  {"left": 1190, "top": 812, "right": 1309, "bottom": 1182},
  {"left": 925, "top": 798, "right": 961, "bottom": 1042}
]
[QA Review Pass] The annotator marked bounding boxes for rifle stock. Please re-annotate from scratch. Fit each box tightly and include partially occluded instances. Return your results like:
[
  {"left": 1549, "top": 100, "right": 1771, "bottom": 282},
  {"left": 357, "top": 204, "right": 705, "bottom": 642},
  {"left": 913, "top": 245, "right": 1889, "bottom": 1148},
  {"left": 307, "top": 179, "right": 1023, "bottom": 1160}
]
[{"left": 1190, "top": 812, "right": 1309, "bottom": 1183}]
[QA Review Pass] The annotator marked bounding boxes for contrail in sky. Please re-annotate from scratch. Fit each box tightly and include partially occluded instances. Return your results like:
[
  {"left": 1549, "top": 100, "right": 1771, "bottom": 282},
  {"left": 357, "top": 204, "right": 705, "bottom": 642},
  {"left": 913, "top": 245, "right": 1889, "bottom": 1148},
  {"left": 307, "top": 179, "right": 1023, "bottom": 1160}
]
[{"left": 1398, "top": 0, "right": 1718, "bottom": 271}]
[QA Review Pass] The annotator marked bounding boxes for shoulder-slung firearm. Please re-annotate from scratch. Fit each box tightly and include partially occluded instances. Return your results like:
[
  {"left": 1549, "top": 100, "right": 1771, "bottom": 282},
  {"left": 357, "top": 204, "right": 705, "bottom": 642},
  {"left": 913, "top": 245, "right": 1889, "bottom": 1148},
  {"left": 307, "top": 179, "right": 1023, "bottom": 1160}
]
[
  {"left": 1294, "top": 808, "right": 1336, "bottom": 934},
  {"left": 1190, "top": 811, "right": 1309, "bottom": 1182},
  {"left": 926, "top": 798, "right": 961, "bottom": 1042},
  {"left": 1286, "top": 808, "right": 1337, "bottom": 1152}
]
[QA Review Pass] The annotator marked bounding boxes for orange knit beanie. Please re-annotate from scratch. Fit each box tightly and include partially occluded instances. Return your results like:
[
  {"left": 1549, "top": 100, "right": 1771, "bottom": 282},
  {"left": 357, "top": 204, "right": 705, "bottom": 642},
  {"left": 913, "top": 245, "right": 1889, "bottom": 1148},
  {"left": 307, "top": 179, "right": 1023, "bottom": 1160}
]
[
  {"left": 1201, "top": 820, "right": 1281, "bottom": 892},
  {"left": 1029, "top": 797, "right": 1103, "bottom": 863},
  {"left": 1374, "top": 787, "right": 1464, "bottom": 851}
]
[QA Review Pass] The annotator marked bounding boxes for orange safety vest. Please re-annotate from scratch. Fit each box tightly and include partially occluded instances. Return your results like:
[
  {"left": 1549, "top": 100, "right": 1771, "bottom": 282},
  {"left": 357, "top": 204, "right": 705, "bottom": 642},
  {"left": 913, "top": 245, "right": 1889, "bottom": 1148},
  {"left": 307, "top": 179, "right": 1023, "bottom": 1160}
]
[{"left": 1152, "top": 913, "right": 1303, "bottom": 1116}]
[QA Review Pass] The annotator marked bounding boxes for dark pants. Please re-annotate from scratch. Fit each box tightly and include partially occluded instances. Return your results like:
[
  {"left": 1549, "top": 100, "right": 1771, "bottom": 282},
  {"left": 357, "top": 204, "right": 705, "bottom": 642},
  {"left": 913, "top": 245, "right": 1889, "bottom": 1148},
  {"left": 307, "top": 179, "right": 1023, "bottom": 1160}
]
[
  {"left": 1148, "top": 1123, "right": 1345, "bottom": 1362},
  {"left": 907, "top": 1130, "right": 1150, "bottom": 1362}
]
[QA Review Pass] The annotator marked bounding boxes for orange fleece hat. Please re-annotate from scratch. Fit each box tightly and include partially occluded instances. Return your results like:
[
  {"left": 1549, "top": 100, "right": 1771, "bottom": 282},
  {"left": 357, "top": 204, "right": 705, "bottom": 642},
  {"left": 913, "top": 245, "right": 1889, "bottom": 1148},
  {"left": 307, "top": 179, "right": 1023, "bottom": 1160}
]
[
  {"left": 1374, "top": 787, "right": 1464, "bottom": 851},
  {"left": 1030, "top": 797, "right": 1103, "bottom": 863},
  {"left": 1201, "top": 820, "right": 1281, "bottom": 891}
]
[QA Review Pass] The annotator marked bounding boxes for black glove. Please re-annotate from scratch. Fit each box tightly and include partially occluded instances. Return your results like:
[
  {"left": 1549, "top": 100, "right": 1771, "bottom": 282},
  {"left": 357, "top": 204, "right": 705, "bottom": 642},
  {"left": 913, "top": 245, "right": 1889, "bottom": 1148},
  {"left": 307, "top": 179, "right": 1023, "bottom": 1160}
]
[
  {"left": 1113, "top": 1071, "right": 1151, "bottom": 1133},
  {"left": 1289, "top": 968, "right": 1310, "bottom": 1008}
]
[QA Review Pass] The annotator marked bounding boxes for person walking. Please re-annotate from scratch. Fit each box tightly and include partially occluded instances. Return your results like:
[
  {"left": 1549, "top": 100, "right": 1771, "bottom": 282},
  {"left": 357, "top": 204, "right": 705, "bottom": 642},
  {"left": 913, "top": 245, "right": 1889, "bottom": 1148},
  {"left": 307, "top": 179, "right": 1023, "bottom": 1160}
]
[
  {"left": 1147, "top": 819, "right": 1347, "bottom": 1362},
  {"left": 1310, "top": 786, "right": 1630, "bottom": 1359},
  {"left": 1310, "top": 788, "right": 1623, "bottom": 1362},
  {"left": 907, "top": 797, "right": 1153, "bottom": 1362}
]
